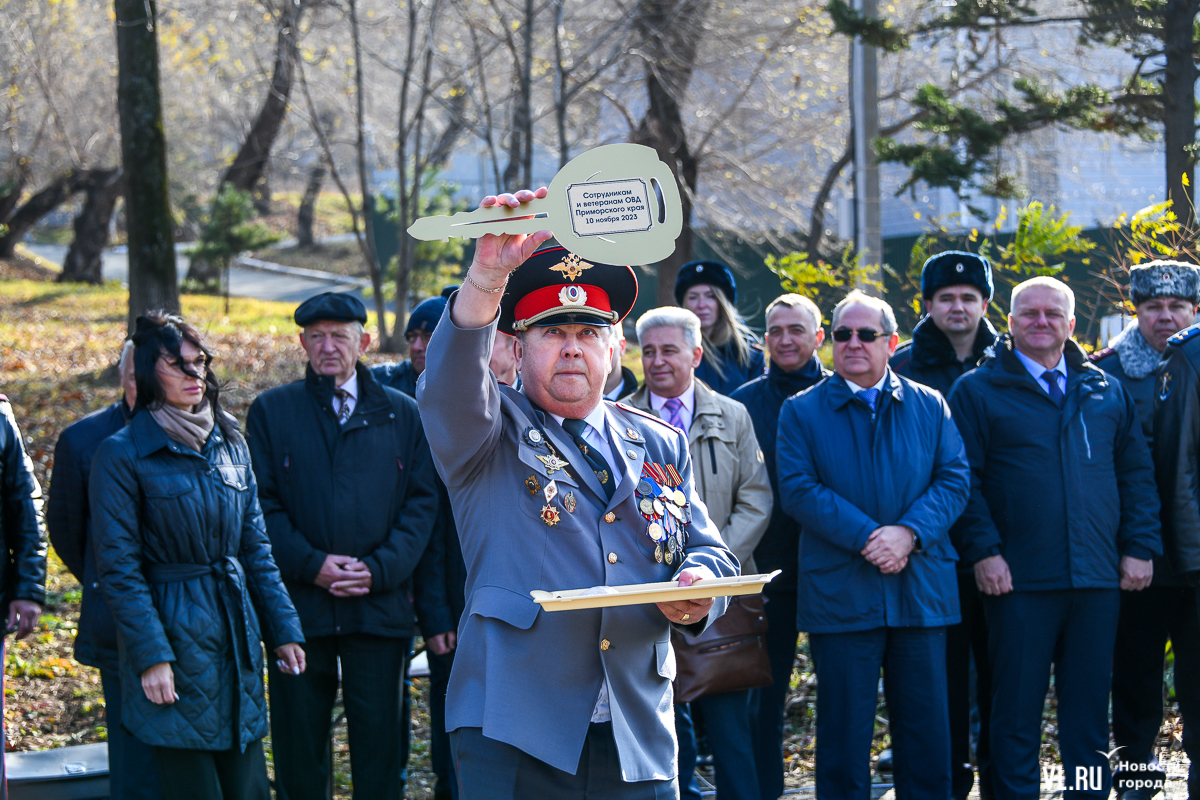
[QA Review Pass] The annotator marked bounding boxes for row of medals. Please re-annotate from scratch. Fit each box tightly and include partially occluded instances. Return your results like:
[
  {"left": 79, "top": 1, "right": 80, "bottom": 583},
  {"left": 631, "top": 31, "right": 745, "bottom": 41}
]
[{"left": 636, "top": 473, "right": 689, "bottom": 565}]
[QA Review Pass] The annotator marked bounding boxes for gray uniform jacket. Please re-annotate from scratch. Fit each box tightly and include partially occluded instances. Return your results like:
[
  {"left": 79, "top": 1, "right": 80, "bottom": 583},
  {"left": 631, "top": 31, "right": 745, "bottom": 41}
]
[{"left": 417, "top": 307, "right": 739, "bottom": 782}]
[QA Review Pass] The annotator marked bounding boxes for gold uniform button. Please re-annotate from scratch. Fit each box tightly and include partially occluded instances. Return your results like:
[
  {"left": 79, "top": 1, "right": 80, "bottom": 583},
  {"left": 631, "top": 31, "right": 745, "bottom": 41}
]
[
  {"left": 601, "top": 639, "right": 610, "bottom": 651},
  {"left": 605, "top": 512, "right": 616, "bottom": 523},
  {"left": 608, "top": 553, "right": 618, "bottom": 564}
]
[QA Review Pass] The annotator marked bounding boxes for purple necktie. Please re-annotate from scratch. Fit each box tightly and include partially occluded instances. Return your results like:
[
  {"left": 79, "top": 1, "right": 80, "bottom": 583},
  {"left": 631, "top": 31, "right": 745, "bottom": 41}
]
[{"left": 663, "top": 397, "right": 685, "bottom": 430}]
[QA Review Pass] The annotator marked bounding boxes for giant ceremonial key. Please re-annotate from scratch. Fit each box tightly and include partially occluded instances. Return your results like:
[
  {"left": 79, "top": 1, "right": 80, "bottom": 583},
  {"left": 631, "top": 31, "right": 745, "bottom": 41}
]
[{"left": 407, "top": 143, "right": 682, "bottom": 266}]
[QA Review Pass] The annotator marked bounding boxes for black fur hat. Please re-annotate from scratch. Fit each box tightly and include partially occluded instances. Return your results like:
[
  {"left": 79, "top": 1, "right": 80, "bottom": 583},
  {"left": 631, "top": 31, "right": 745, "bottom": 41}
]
[{"left": 920, "top": 251, "right": 994, "bottom": 303}]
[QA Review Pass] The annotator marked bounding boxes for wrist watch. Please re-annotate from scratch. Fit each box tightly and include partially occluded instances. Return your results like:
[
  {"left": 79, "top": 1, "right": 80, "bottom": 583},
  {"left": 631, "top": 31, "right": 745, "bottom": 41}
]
[{"left": 909, "top": 529, "right": 922, "bottom": 553}]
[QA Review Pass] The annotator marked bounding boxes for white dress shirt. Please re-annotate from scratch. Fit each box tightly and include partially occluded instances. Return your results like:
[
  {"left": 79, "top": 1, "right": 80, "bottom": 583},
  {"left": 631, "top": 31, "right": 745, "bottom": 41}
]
[
  {"left": 333, "top": 372, "right": 359, "bottom": 422},
  {"left": 1013, "top": 349, "right": 1067, "bottom": 396},
  {"left": 843, "top": 372, "right": 889, "bottom": 395},
  {"left": 551, "top": 402, "right": 622, "bottom": 722},
  {"left": 649, "top": 382, "right": 697, "bottom": 433}
]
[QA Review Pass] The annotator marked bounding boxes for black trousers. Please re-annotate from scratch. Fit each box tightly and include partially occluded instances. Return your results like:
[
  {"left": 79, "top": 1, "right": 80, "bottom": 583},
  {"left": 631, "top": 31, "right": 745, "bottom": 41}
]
[
  {"left": 101, "top": 668, "right": 164, "bottom": 800},
  {"left": 429, "top": 648, "right": 459, "bottom": 800},
  {"left": 268, "top": 633, "right": 410, "bottom": 800},
  {"left": 150, "top": 739, "right": 269, "bottom": 800},
  {"left": 749, "top": 590, "right": 799, "bottom": 800},
  {"left": 946, "top": 572, "right": 993, "bottom": 800},
  {"left": 450, "top": 723, "right": 677, "bottom": 800},
  {"left": 984, "top": 589, "right": 1119, "bottom": 800},
  {"left": 1111, "top": 584, "right": 1200, "bottom": 795}
]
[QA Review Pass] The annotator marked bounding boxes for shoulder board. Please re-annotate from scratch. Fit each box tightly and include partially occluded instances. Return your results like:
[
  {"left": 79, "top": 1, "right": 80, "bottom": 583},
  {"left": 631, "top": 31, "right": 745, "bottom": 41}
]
[
  {"left": 1089, "top": 346, "right": 1115, "bottom": 363},
  {"left": 750, "top": 342, "right": 764, "bottom": 352},
  {"left": 1168, "top": 326, "right": 1200, "bottom": 347},
  {"left": 613, "top": 401, "right": 680, "bottom": 432},
  {"left": 0, "top": 394, "right": 9, "bottom": 403}
]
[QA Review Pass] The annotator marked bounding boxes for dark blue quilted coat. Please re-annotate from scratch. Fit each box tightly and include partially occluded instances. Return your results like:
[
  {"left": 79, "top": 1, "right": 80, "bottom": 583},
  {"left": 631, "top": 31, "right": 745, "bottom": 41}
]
[{"left": 90, "top": 410, "right": 303, "bottom": 751}]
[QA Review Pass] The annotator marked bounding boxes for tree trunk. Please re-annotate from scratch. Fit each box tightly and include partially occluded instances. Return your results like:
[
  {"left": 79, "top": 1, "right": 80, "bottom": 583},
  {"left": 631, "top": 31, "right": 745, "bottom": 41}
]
[
  {"left": 0, "top": 172, "right": 29, "bottom": 226},
  {"left": 296, "top": 164, "right": 325, "bottom": 247},
  {"left": 220, "top": 0, "right": 304, "bottom": 196},
  {"left": 60, "top": 168, "right": 123, "bottom": 284},
  {"left": 348, "top": 0, "right": 393, "bottom": 349},
  {"left": 115, "top": 0, "right": 178, "bottom": 328},
  {"left": 1161, "top": 0, "right": 1196, "bottom": 228},
  {"left": 631, "top": 0, "right": 710, "bottom": 305},
  {"left": 0, "top": 170, "right": 89, "bottom": 257}
]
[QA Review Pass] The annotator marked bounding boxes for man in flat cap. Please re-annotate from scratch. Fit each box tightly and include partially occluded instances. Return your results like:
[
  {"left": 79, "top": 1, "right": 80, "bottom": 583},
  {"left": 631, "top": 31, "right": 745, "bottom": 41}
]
[
  {"left": 417, "top": 189, "right": 739, "bottom": 799},
  {"left": 890, "top": 250, "right": 998, "bottom": 800},
  {"left": 247, "top": 291, "right": 438, "bottom": 799},
  {"left": 1140, "top": 261, "right": 1200, "bottom": 799}
]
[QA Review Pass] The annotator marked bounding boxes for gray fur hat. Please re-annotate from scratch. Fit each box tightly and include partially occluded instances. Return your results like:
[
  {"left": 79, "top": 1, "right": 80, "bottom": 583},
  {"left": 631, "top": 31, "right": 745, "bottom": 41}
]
[{"left": 1130, "top": 260, "right": 1200, "bottom": 306}]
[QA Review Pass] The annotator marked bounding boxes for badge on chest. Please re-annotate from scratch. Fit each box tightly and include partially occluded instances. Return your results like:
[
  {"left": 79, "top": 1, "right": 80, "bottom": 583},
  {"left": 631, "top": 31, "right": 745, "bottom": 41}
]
[{"left": 637, "top": 462, "right": 690, "bottom": 564}]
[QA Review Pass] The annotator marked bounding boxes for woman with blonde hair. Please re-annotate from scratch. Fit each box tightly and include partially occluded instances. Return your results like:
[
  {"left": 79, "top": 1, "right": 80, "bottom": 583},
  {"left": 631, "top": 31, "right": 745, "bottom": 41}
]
[{"left": 675, "top": 260, "right": 765, "bottom": 394}]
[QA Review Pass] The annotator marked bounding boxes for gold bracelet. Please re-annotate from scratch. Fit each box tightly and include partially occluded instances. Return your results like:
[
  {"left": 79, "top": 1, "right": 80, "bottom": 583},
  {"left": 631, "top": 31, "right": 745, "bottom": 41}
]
[{"left": 465, "top": 270, "right": 507, "bottom": 295}]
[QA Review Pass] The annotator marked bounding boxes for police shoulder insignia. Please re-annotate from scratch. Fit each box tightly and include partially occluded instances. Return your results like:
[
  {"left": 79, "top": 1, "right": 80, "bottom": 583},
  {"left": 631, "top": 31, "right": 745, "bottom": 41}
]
[
  {"left": 615, "top": 402, "right": 679, "bottom": 431},
  {"left": 1159, "top": 371, "right": 1175, "bottom": 402},
  {"left": 1168, "top": 326, "right": 1200, "bottom": 348},
  {"left": 1089, "top": 346, "right": 1115, "bottom": 363}
]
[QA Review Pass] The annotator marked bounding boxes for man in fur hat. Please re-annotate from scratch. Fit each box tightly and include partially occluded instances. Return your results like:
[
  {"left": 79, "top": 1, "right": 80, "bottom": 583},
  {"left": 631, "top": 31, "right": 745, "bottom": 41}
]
[{"left": 1097, "top": 260, "right": 1200, "bottom": 799}]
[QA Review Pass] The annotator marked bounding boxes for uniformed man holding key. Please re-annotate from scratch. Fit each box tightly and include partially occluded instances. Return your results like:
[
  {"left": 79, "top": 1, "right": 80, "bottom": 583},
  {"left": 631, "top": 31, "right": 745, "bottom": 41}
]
[{"left": 416, "top": 187, "right": 739, "bottom": 799}]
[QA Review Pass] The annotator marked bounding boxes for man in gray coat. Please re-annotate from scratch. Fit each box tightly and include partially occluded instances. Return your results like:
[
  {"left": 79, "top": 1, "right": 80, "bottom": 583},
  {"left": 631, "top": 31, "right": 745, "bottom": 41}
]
[{"left": 417, "top": 189, "right": 739, "bottom": 800}]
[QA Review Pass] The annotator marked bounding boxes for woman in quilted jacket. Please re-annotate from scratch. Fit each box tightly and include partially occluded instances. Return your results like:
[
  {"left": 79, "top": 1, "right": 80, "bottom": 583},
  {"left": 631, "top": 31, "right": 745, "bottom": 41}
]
[{"left": 90, "top": 311, "right": 306, "bottom": 800}]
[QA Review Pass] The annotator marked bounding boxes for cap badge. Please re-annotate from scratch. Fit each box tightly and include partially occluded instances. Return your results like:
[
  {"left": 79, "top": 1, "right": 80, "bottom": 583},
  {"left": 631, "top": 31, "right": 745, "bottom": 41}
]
[
  {"left": 551, "top": 253, "right": 593, "bottom": 281},
  {"left": 956, "top": 263, "right": 964, "bottom": 272},
  {"left": 559, "top": 285, "right": 588, "bottom": 307},
  {"left": 695, "top": 265, "right": 704, "bottom": 272}
]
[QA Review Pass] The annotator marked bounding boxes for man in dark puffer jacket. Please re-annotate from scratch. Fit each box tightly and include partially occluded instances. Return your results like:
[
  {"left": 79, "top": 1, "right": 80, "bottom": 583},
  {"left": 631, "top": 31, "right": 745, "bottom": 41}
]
[
  {"left": 890, "top": 250, "right": 998, "bottom": 800},
  {"left": 731, "top": 293, "right": 829, "bottom": 800},
  {"left": 1096, "top": 261, "right": 1200, "bottom": 799}
]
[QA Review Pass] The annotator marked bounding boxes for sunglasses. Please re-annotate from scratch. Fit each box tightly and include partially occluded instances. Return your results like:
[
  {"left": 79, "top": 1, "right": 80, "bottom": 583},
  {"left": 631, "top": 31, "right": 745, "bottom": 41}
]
[{"left": 832, "top": 328, "right": 885, "bottom": 343}]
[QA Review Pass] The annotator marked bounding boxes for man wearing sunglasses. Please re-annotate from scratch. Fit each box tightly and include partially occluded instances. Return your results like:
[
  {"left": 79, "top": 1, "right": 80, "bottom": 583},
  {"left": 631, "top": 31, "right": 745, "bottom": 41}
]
[
  {"left": 777, "top": 290, "right": 971, "bottom": 800},
  {"left": 890, "top": 250, "right": 999, "bottom": 800},
  {"left": 948, "top": 277, "right": 1160, "bottom": 800}
]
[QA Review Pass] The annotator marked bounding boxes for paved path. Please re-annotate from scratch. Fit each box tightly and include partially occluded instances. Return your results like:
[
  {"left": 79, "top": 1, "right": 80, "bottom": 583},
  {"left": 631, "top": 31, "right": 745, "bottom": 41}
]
[{"left": 22, "top": 243, "right": 369, "bottom": 305}]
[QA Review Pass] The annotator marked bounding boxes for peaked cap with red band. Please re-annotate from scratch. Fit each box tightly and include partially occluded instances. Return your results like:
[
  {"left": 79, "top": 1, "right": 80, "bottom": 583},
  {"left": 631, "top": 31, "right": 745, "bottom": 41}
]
[{"left": 498, "top": 245, "right": 638, "bottom": 333}]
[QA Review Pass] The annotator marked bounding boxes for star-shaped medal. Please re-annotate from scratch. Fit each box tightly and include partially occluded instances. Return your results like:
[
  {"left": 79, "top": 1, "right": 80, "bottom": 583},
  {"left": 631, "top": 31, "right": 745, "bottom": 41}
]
[{"left": 541, "top": 504, "right": 561, "bottom": 526}]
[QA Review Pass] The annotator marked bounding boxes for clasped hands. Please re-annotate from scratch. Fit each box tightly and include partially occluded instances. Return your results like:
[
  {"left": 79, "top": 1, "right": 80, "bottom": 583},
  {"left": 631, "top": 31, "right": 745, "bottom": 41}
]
[
  {"left": 316, "top": 554, "right": 373, "bottom": 597},
  {"left": 656, "top": 566, "right": 716, "bottom": 626},
  {"left": 862, "top": 525, "right": 916, "bottom": 574}
]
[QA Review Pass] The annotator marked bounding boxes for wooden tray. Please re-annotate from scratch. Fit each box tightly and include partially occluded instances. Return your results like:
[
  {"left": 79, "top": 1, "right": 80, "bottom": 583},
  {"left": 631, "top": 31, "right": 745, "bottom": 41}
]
[{"left": 530, "top": 570, "right": 781, "bottom": 611}]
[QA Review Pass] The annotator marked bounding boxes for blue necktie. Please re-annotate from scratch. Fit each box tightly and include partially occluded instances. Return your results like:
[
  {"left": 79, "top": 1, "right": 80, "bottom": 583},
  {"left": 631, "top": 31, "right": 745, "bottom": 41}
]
[
  {"left": 1043, "top": 370, "right": 1064, "bottom": 407},
  {"left": 859, "top": 387, "right": 880, "bottom": 411}
]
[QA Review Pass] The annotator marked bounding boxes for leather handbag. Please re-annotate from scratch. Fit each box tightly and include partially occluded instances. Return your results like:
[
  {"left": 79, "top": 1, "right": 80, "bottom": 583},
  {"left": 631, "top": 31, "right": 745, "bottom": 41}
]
[{"left": 671, "top": 594, "right": 773, "bottom": 704}]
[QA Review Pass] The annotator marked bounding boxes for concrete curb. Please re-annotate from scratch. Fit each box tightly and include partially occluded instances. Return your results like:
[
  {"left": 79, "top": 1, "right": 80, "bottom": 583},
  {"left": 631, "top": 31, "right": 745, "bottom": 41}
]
[{"left": 235, "top": 255, "right": 372, "bottom": 289}]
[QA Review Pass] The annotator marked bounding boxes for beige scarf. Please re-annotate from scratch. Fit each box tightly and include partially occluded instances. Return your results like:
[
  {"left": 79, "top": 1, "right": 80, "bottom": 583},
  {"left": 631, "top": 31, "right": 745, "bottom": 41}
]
[{"left": 151, "top": 398, "right": 215, "bottom": 453}]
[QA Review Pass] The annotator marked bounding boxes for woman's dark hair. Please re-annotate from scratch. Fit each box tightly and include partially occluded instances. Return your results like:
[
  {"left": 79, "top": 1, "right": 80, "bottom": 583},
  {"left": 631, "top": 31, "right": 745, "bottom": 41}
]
[{"left": 132, "top": 310, "right": 238, "bottom": 437}]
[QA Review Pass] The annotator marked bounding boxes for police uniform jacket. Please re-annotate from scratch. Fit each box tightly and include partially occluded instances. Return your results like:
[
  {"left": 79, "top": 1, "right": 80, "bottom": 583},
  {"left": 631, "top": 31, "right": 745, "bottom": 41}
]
[
  {"left": 1152, "top": 324, "right": 1200, "bottom": 576},
  {"left": 623, "top": 378, "right": 772, "bottom": 572},
  {"left": 417, "top": 306, "right": 739, "bottom": 782}
]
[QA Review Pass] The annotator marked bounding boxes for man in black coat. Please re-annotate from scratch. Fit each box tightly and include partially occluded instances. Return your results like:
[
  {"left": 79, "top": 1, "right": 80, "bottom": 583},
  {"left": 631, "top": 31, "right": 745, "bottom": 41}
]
[
  {"left": 890, "top": 250, "right": 998, "bottom": 800},
  {"left": 1146, "top": 266, "right": 1200, "bottom": 799},
  {"left": 950, "top": 277, "right": 1161, "bottom": 800},
  {"left": 247, "top": 292, "right": 438, "bottom": 800},
  {"left": 730, "top": 293, "right": 828, "bottom": 800},
  {"left": 377, "top": 293, "right": 467, "bottom": 800},
  {"left": 47, "top": 342, "right": 162, "bottom": 800}
]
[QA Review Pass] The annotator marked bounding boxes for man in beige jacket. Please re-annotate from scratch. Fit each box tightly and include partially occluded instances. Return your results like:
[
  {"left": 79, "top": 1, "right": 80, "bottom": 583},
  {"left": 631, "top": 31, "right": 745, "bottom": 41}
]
[{"left": 622, "top": 306, "right": 772, "bottom": 800}]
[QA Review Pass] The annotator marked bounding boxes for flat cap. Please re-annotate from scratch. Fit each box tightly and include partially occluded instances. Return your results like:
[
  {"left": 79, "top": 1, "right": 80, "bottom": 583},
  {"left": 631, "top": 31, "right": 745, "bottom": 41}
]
[
  {"left": 294, "top": 292, "right": 368, "bottom": 327},
  {"left": 1130, "top": 260, "right": 1200, "bottom": 306},
  {"left": 921, "top": 250, "right": 994, "bottom": 303}
]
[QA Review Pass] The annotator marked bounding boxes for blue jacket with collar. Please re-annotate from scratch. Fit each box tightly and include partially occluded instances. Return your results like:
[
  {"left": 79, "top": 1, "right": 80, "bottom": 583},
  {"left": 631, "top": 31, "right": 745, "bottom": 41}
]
[
  {"left": 777, "top": 369, "right": 970, "bottom": 634},
  {"left": 947, "top": 336, "right": 1161, "bottom": 590}
]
